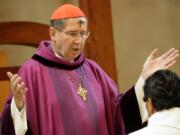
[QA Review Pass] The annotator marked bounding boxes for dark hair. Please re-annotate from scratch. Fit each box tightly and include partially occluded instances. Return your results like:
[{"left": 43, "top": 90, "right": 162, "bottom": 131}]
[
  {"left": 50, "top": 19, "right": 66, "bottom": 30},
  {"left": 143, "top": 70, "right": 180, "bottom": 111},
  {"left": 50, "top": 17, "right": 88, "bottom": 31}
]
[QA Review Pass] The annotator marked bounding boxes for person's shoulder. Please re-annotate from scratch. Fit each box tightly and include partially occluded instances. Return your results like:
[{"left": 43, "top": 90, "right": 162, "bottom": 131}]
[
  {"left": 128, "top": 127, "right": 154, "bottom": 135},
  {"left": 21, "top": 58, "right": 39, "bottom": 68},
  {"left": 19, "top": 57, "right": 41, "bottom": 73},
  {"left": 84, "top": 58, "right": 112, "bottom": 79},
  {"left": 128, "top": 129, "right": 144, "bottom": 135},
  {"left": 84, "top": 58, "right": 102, "bottom": 70}
]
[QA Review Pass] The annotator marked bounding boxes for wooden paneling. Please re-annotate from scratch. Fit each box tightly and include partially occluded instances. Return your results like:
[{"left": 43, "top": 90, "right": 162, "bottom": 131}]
[
  {"left": 0, "top": 21, "right": 50, "bottom": 46},
  {"left": 0, "top": 66, "right": 19, "bottom": 81},
  {"left": 0, "top": 51, "right": 9, "bottom": 113},
  {"left": 79, "top": 0, "right": 117, "bottom": 82}
]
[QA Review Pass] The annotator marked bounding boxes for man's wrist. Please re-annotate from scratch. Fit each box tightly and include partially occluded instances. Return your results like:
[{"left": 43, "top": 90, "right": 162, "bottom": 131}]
[{"left": 14, "top": 97, "right": 25, "bottom": 111}]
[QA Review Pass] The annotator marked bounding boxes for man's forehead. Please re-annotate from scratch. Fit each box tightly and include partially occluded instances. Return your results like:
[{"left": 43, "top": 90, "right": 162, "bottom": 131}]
[
  {"left": 64, "top": 19, "right": 88, "bottom": 30},
  {"left": 66, "top": 17, "right": 87, "bottom": 23}
]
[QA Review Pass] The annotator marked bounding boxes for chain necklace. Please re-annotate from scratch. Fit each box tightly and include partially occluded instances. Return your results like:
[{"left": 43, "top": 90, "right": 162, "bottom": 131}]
[{"left": 64, "top": 68, "right": 88, "bottom": 102}]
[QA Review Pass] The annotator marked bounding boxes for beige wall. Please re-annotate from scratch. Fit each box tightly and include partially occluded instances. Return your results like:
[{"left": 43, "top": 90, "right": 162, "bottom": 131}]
[
  {"left": 0, "top": 0, "right": 78, "bottom": 24},
  {"left": 111, "top": 0, "right": 180, "bottom": 92}
]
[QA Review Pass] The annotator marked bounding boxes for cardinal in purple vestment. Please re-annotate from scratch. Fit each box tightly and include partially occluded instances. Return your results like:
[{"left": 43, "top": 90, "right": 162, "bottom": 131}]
[{"left": 1, "top": 4, "right": 179, "bottom": 135}]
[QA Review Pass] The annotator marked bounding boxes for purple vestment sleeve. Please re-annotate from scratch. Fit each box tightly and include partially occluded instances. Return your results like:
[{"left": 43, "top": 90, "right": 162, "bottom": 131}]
[
  {"left": 1, "top": 98, "right": 32, "bottom": 135},
  {"left": 1, "top": 99, "right": 15, "bottom": 135},
  {"left": 93, "top": 61, "right": 143, "bottom": 134},
  {"left": 120, "top": 87, "right": 143, "bottom": 134}
]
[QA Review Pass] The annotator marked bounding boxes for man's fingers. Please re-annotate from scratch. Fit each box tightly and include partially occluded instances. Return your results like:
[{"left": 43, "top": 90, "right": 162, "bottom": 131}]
[
  {"left": 13, "top": 77, "right": 22, "bottom": 87},
  {"left": 160, "top": 51, "right": 179, "bottom": 66},
  {"left": 7, "top": 72, "right": 13, "bottom": 79},
  {"left": 21, "top": 88, "right": 28, "bottom": 95},
  {"left": 11, "top": 76, "right": 22, "bottom": 90},
  {"left": 164, "top": 60, "right": 176, "bottom": 69},
  {"left": 163, "top": 53, "right": 178, "bottom": 66},
  {"left": 165, "top": 50, "right": 179, "bottom": 61},
  {"left": 165, "top": 53, "right": 179, "bottom": 63},
  {"left": 146, "top": 49, "right": 158, "bottom": 61},
  {"left": 151, "top": 49, "right": 158, "bottom": 56},
  {"left": 161, "top": 48, "right": 178, "bottom": 59},
  {"left": 18, "top": 82, "right": 25, "bottom": 92},
  {"left": 161, "top": 48, "right": 175, "bottom": 59},
  {"left": 10, "top": 74, "right": 18, "bottom": 84},
  {"left": 17, "top": 82, "right": 28, "bottom": 94}
]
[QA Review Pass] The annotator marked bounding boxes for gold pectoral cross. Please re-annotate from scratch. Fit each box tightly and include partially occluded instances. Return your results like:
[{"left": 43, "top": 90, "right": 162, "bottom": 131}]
[{"left": 77, "top": 83, "right": 87, "bottom": 101}]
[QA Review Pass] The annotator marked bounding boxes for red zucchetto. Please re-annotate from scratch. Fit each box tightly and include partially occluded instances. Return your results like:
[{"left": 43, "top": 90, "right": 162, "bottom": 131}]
[{"left": 51, "top": 4, "right": 85, "bottom": 20}]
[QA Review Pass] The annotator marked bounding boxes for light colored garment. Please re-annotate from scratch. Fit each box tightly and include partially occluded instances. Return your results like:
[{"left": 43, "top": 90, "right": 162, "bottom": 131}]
[
  {"left": 129, "top": 107, "right": 180, "bottom": 135},
  {"left": 11, "top": 97, "right": 27, "bottom": 135}
]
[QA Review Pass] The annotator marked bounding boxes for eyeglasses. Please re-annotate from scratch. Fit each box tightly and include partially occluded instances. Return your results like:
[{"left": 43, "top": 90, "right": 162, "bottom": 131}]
[{"left": 55, "top": 28, "right": 90, "bottom": 40}]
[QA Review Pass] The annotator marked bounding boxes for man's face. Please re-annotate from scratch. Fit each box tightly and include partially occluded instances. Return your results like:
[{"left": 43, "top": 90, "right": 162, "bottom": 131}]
[{"left": 50, "top": 18, "right": 88, "bottom": 62}]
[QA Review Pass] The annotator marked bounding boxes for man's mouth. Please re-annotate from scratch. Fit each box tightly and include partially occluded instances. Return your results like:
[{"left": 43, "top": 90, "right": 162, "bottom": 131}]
[{"left": 72, "top": 48, "right": 79, "bottom": 52}]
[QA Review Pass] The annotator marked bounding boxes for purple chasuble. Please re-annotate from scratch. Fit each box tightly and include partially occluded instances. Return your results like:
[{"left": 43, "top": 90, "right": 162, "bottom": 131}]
[{"left": 1, "top": 41, "right": 142, "bottom": 135}]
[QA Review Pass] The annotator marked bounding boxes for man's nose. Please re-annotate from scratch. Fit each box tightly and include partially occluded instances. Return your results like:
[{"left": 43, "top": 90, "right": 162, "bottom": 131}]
[{"left": 74, "top": 34, "right": 83, "bottom": 43}]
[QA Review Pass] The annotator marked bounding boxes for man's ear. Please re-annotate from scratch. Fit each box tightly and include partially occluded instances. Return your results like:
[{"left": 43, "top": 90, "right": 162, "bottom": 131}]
[
  {"left": 146, "top": 98, "right": 156, "bottom": 116},
  {"left": 49, "top": 27, "right": 56, "bottom": 41}
]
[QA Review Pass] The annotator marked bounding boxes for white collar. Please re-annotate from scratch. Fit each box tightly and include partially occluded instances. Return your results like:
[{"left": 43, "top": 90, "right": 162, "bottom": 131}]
[{"left": 54, "top": 52, "right": 74, "bottom": 63}]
